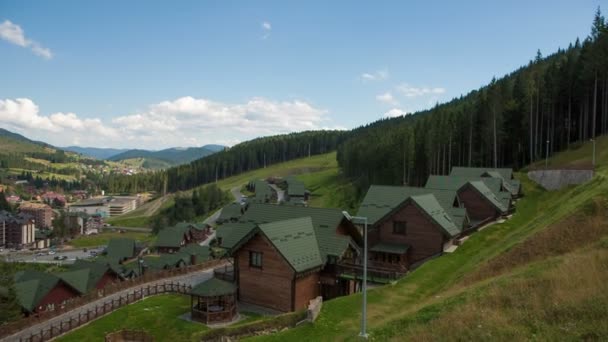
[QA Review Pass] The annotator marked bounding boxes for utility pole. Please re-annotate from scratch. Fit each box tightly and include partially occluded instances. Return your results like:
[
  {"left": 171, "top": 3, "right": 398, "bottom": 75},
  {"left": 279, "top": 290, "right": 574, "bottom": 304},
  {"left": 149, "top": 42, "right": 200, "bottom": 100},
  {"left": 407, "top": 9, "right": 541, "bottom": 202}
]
[
  {"left": 591, "top": 139, "right": 596, "bottom": 167},
  {"left": 545, "top": 140, "right": 550, "bottom": 168},
  {"left": 342, "top": 211, "right": 368, "bottom": 339}
]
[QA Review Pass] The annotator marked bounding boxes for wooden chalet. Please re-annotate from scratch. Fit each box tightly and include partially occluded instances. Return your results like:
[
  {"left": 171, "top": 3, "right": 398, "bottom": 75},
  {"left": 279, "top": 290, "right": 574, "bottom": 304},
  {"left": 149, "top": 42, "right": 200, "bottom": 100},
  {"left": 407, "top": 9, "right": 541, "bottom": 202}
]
[
  {"left": 355, "top": 186, "right": 469, "bottom": 275},
  {"left": 285, "top": 176, "right": 310, "bottom": 203},
  {"left": 106, "top": 238, "right": 137, "bottom": 263},
  {"left": 217, "top": 203, "right": 362, "bottom": 312},
  {"left": 59, "top": 262, "right": 123, "bottom": 295},
  {"left": 154, "top": 223, "right": 211, "bottom": 253},
  {"left": 216, "top": 203, "right": 246, "bottom": 224},
  {"left": 425, "top": 175, "right": 511, "bottom": 226},
  {"left": 450, "top": 167, "right": 523, "bottom": 198},
  {"left": 14, "top": 270, "right": 81, "bottom": 315}
]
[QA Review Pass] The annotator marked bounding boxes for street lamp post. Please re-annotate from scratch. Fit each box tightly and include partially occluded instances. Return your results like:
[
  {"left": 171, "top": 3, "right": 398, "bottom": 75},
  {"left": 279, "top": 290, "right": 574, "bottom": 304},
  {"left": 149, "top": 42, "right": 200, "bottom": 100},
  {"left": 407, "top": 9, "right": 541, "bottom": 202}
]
[
  {"left": 342, "top": 211, "right": 368, "bottom": 339},
  {"left": 545, "top": 140, "right": 550, "bottom": 168},
  {"left": 591, "top": 139, "right": 596, "bottom": 167}
]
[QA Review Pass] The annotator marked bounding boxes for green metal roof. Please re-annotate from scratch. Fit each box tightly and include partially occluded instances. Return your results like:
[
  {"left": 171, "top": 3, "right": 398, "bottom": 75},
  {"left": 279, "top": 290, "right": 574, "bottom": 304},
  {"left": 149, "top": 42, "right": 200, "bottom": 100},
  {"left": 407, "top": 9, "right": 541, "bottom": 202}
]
[
  {"left": 174, "top": 222, "right": 208, "bottom": 231},
  {"left": 253, "top": 180, "right": 274, "bottom": 203},
  {"left": 154, "top": 225, "right": 190, "bottom": 248},
  {"left": 357, "top": 185, "right": 463, "bottom": 237},
  {"left": 217, "top": 203, "right": 244, "bottom": 222},
  {"left": 144, "top": 253, "right": 190, "bottom": 271},
  {"left": 286, "top": 176, "right": 307, "bottom": 197},
  {"left": 238, "top": 203, "right": 357, "bottom": 262},
  {"left": 450, "top": 166, "right": 513, "bottom": 180},
  {"left": 425, "top": 175, "right": 509, "bottom": 213},
  {"left": 106, "top": 238, "right": 136, "bottom": 261},
  {"left": 258, "top": 217, "right": 323, "bottom": 273},
  {"left": 14, "top": 270, "right": 66, "bottom": 312},
  {"left": 369, "top": 242, "right": 410, "bottom": 254},
  {"left": 190, "top": 277, "right": 236, "bottom": 297},
  {"left": 216, "top": 222, "right": 257, "bottom": 252}
]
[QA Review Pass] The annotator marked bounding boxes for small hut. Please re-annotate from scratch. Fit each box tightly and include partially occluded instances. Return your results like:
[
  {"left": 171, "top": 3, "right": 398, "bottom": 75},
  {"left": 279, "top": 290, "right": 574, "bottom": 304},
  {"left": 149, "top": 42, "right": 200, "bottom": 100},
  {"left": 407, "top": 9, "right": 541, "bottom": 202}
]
[{"left": 190, "top": 277, "right": 237, "bottom": 324}]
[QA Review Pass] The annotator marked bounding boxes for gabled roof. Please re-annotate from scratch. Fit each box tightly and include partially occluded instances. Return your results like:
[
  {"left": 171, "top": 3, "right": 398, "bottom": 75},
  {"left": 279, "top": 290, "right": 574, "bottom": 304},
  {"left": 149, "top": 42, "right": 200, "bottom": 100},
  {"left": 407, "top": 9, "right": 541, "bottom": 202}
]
[
  {"left": 154, "top": 225, "right": 189, "bottom": 248},
  {"left": 450, "top": 166, "right": 513, "bottom": 180},
  {"left": 286, "top": 176, "right": 307, "bottom": 197},
  {"left": 59, "top": 262, "right": 120, "bottom": 294},
  {"left": 144, "top": 253, "right": 190, "bottom": 271},
  {"left": 216, "top": 222, "right": 257, "bottom": 253},
  {"left": 253, "top": 180, "right": 273, "bottom": 203},
  {"left": 425, "top": 175, "right": 509, "bottom": 213},
  {"left": 13, "top": 270, "right": 78, "bottom": 312},
  {"left": 106, "top": 238, "right": 136, "bottom": 260},
  {"left": 238, "top": 203, "right": 357, "bottom": 261},
  {"left": 190, "top": 277, "right": 236, "bottom": 297},
  {"left": 258, "top": 217, "right": 323, "bottom": 273},
  {"left": 217, "top": 203, "right": 244, "bottom": 222},
  {"left": 357, "top": 185, "right": 464, "bottom": 237}
]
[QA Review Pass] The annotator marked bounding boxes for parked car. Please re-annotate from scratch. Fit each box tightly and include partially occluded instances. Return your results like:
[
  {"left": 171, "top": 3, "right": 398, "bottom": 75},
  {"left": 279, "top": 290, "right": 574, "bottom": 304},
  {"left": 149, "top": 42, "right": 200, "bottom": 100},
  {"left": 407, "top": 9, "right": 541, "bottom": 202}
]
[
  {"left": 90, "top": 251, "right": 98, "bottom": 256},
  {"left": 36, "top": 252, "right": 45, "bottom": 257},
  {"left": 48, "top": 250, "right": 56, "bottom": 255}
]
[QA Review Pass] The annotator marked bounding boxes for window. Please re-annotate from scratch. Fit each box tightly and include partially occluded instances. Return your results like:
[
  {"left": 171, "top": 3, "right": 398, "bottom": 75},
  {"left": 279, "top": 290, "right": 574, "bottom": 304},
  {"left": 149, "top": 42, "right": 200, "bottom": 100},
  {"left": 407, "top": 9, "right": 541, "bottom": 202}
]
[
  {"left": 393, "top": 221, "right": 407, "bottom": 235},
  {"left": 249, "top": 251, "right": 263, "bottom": 268}
]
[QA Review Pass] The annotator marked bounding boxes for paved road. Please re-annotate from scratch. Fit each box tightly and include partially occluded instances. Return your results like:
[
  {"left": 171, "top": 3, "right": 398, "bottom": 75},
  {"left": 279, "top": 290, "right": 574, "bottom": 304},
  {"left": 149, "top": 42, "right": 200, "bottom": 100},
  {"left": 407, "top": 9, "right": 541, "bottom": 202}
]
[
  {"left": 269, "top": 184, "right": 285, "bottom": 203},
  {"left": 2, "top": 262, "right": 228, "bottom": 342},
  {"left": 2, "top": 247, "right": 101, "bottom": 265},
  {"left": 230, "top": 185, "right": 244, "bottom": 203}
]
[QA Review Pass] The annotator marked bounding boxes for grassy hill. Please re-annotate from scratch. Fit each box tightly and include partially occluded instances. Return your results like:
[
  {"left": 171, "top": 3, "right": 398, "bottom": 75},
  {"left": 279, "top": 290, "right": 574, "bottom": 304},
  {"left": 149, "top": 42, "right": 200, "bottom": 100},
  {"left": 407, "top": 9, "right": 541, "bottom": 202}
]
[
  {"left": 248, "top": 139, "right": 608, "bottom": 341},
  {"left": 0, "top": 128, "right": 54, "bottom": 155},
  {"left": 106, "top": 152, "right": 346, "bottom": 227},
  {"left": 108, "top": 146, "right": 221, "bottom": 168}
]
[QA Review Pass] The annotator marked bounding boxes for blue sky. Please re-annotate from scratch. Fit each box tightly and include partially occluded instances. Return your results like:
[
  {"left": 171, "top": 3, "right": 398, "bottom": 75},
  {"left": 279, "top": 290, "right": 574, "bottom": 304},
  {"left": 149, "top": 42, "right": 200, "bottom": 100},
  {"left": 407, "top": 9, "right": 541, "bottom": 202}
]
[{"left": 0, "top": 0, "right": 604, "bottom": 149}]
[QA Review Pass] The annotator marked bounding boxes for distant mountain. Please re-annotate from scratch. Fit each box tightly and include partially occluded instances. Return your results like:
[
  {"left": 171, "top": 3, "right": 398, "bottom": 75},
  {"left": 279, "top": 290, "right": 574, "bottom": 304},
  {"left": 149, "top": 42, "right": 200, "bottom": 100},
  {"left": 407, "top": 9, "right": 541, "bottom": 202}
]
[
  {"left": 0, "top": 128, "right": 56, "bottom": 154},
  {"left": 107, "top": 145, "right": 225, "bottom": 167},
  {"left": 62, "top": 146, "right": 129, "bottom": 159}
]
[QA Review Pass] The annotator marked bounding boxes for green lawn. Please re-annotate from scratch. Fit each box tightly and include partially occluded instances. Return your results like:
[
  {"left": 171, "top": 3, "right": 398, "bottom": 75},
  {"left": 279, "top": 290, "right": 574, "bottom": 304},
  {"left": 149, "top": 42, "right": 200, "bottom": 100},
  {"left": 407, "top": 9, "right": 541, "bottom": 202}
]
[
  {"left": 296, "top": 167, "right": 360, "bottom": 211},
  {"left": 252, "top": 165, "right": 608, "bottom": 340},
  {"left": 527, "top": 134, "right": 608, "bottom": 169},
  {"left": 68, "top": 231, "right": 155, "bottom": 248},
  {"left": 56, "top": 294, "right": 208, "bottom": 342}
]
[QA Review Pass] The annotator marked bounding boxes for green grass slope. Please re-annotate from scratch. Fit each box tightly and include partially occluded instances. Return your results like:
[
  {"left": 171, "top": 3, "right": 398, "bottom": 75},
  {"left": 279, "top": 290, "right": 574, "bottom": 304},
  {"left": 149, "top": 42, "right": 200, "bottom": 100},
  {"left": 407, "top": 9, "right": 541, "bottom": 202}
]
[
  {"left": 107, "top": 152, "right": 344, "bottom": 227},
  {"left": 252, "top": 149, "right": 608, "bottom": 341}
]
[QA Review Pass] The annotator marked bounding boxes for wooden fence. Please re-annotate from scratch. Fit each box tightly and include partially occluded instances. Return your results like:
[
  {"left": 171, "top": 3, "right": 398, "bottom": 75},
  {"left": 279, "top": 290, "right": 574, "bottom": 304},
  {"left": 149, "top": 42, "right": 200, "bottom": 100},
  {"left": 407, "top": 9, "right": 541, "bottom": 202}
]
[
  {"left": 16, "top": 282, "right": 191, "bottom": 342},
  {"left": 0, "top": 259, "right": 225, "bottom": 340}
]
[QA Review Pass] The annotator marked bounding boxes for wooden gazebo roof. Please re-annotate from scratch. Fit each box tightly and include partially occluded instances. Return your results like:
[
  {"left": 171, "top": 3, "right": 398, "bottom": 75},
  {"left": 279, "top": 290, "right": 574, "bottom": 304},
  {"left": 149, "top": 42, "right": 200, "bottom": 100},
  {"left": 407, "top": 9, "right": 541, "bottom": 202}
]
[{"left": 190, "top": 278, "right": 236, "bottom": 297}]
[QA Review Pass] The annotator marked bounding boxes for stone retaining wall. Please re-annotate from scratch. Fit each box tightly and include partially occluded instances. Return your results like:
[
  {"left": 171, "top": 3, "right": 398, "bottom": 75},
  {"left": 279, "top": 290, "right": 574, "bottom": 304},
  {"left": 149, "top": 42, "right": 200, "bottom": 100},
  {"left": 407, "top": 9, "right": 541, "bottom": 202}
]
[{"left": 527, "top": 169, "right": 594, "bottom": 190}]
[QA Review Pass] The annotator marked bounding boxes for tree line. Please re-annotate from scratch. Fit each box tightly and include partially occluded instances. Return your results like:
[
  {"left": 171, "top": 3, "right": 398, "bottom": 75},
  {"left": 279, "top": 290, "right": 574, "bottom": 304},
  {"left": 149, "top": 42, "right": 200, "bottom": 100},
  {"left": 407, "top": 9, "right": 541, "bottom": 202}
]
[
  {"left": 338, "top": 8, "right": 608, "bottom": 193},
  {"left": 103, "top": 130, "right": 348, "bottom": 194},
  {"left": 150, "top": 184, "right": 231, "bottom": 233}
]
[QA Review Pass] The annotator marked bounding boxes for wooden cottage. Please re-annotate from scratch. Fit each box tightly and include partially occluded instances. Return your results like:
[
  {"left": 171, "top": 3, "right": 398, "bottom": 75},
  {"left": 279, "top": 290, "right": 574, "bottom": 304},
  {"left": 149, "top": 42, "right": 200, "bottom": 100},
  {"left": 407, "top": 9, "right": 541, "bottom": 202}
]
[
  {"left": 285, "top": 176, "right": 310, "bottom": 203},
  {"left": 106, "top": 238, "right": 137, "bottom": 263},
  {"left": 59, "top": 263, "right": 123, "bottom": 294},
  {"left": 449, "top": 167, "right": 522, "bottom": 198},
  {"left": 217, "top": 204, "right": 361, "bottom": 312},
  {"left": 425, "top": 175, "right": 511, "bottom": 226},
  {"left": 14, "top": 270, "right": 81, "bottom": 315},
  {"left": 356, "top": 186, "right": 468, "bottom": 273}
]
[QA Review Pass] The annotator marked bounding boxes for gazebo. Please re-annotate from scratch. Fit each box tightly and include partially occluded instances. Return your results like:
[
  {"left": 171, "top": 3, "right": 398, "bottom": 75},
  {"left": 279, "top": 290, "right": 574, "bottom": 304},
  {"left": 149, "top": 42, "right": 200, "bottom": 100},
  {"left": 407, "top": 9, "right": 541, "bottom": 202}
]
[{"left": 190, "top": 277, "right": 237, "bottom": 324}]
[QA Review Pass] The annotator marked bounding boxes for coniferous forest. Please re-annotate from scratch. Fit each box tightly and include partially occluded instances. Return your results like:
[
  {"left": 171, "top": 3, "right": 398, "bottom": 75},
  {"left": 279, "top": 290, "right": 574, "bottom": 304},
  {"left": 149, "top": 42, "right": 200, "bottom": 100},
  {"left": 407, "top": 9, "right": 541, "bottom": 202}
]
[{"left": 105, "top": 9, "right": 608, "bottom": 197}]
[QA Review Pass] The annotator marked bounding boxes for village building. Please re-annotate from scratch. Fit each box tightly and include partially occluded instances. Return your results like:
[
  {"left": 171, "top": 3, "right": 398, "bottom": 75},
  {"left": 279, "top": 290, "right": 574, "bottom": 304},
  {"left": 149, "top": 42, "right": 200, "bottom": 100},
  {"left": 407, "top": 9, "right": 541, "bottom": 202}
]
[
  {"left": 19, "top": 202, "right": 53, "bottom": 229},
  {"left": 13, "top": 270, "right": 81, "bottom": 315},
  {"left": 41, "top": 192, "right": 66, "bottom": 207},
  {"left": 425, "top": 175, "right": 511, "bottom": 225},
  {"left": 106, "top": 238, "right": 137, "bottom": 263},
  {"left": 0, "top": 211, "right": 36, "bottom": 249},
  {"left": 285, "top": 176, "right": 310, "bottom": 204},
  {"left": 216, "top": 203, "right": 245, "bottom": 224},
  {"left": 153, "top": 223, "right": 211, "bottom": 253},
  {"left": 59, "top": 263, "right": 123, "bottom": 295},
  {"left": 356, "top": 186, "right": 469, "bottom": 273},
  {"left": 249, "top": 180, "right": 276, "bottom": 203},
  {"left": 449, "top": 167, "right": 523, "bottom": 198},
  {"left": 218, "top": 204, "right": 362, "bottom": 312}
]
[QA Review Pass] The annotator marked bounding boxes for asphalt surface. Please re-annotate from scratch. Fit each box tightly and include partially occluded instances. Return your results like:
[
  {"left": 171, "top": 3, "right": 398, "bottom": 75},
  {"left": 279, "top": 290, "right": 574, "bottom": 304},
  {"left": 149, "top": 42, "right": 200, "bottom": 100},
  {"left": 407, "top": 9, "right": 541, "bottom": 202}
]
[
  {"left": 1, "top": 247, "right": 103, "bottom": 265},
  {"left": 2, "top": 262, "right": 228, "bottom": 342},
  {"left": 230, "top": 185, "right": 244, "bottom": 203}
]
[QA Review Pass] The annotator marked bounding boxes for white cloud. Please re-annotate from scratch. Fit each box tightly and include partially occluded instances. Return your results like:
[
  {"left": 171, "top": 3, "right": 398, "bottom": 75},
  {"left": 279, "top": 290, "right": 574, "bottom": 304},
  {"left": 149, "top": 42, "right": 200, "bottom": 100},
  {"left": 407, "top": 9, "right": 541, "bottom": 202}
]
[
  {"left": 383, "top": 108, "right": 410, "bottom": 118},
  {"left": 261, "top": 21, "right": 272, "bottom": 39},
  {"left": 0, "top": 96, "right": 337, "bottom": 149},
  {"left": 0, "top": 20, "right": 53, "bottom": 59},
  {"left": 396, "top": 83, "right": 445, "bottom": 98},
  {"left": 375, "top": 92, "right": 399, "bottom": 106},
  {"left": 361, "top": 69, "right": 389, "bottom": 82}
]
